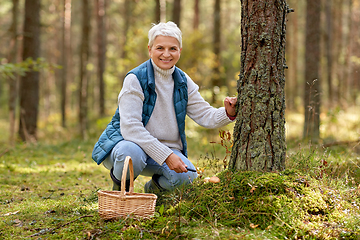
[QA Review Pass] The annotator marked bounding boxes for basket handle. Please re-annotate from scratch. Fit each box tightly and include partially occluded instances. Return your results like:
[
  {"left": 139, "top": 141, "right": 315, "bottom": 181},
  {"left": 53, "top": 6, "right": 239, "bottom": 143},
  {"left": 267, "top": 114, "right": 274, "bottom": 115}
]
[{"left": 121, "top": 156, "right": 135, "bottom": 195}]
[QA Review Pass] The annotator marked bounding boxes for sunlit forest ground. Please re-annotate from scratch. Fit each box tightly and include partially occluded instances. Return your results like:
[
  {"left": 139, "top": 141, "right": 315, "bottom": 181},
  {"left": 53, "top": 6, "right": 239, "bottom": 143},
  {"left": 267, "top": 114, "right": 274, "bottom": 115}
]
[{"left": 0, "top": 105, "right": 359, "bottom": 239}]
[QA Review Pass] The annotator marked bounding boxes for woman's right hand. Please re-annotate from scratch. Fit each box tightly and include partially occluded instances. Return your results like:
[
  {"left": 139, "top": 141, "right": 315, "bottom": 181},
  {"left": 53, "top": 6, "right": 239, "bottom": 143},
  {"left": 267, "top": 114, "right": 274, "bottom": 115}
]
[{"left": 165, "top": 153, "right": 188, "bottom": 173}]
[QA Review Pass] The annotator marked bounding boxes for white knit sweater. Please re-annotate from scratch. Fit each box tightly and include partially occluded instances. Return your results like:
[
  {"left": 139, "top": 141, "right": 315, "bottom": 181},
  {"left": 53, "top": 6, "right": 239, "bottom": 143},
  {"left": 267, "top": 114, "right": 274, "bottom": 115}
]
[{"left": 118, "top": 60, "right": 233, "bottom": 165}]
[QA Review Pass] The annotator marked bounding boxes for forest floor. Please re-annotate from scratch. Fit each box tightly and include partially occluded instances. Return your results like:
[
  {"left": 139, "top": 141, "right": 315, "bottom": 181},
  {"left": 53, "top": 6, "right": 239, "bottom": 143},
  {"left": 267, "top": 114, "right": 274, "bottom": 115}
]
[{"left": 0, "top": 107, "right": 360, "bottom": 239}]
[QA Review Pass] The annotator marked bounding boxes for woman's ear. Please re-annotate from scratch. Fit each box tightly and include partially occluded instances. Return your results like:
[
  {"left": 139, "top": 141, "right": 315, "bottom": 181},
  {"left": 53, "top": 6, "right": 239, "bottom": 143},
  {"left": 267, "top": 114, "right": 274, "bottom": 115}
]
[{"left": 148, "top": 45, "right": 151, "bottom": 57}]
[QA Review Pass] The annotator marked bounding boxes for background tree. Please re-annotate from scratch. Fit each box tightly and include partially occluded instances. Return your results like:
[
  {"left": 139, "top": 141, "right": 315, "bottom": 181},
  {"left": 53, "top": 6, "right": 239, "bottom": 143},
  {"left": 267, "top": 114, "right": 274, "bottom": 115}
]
[
  {"left": 230, "top": 0, "right": 287, "bottom": 171},
  {"left": 343, "top": 0, "right": 353, "bottom": 104},
  {"left": 96, "top": 0, "right": 106, "bottom": 117},
  {"left": 325, "top": 0, "right": 333, "bottom": 107},
  {"left": 19, "top": 0, "right": 41, "bottom": 142},
  {"left": 193, "top": 0, "right": 200, "bottom": 30},
  {"left": 211, "top": 0, "right": 221, "bottom": 103},
  {"left": 172, "top": 0, "right": 182, "bottom": 27},
  {"left": 285, "top": 0, "right": 298, "bottom": 111},
  {"left": 121, "top": 0, "right": 133, "bottom": 60},
  {"left": 155, "top": 0, "right": 161, "bottom": 23},
  {"left": 79, "top": 0, "right": 91, "bottom": 139},
  {"left": 8, "top": 0, "right": 19, "bottom": 144},
  {"left": 303, "top": 0, "right": 321, "bottom": 142},
  {"left": 350, "top": 1, "right": 360, "bottom": 104},
  {"left": 0, "top": 0, "right": 358, "bottom": 147},
  {"left": 60, "top": 0, "right": 71, "bottom": 127}
]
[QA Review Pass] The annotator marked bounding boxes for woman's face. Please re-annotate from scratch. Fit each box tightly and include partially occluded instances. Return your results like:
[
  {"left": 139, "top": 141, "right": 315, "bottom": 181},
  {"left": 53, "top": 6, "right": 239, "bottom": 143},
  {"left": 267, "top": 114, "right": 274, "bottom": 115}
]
[{"left": 148, "top": 35, "right": 182, "bottom": 69}]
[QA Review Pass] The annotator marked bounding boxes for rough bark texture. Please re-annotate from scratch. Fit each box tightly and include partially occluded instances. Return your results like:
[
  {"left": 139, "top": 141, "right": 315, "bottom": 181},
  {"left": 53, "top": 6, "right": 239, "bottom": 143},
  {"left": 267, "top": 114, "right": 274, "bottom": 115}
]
[
  {"left": 303, "top": 0, "right": 321, "bottom": 141},
  {"left": 229, "top": 0, "right": 287, "bottom": 172},
  {"left": 19, "top": 0, "right": 41, "bottom": 142}
]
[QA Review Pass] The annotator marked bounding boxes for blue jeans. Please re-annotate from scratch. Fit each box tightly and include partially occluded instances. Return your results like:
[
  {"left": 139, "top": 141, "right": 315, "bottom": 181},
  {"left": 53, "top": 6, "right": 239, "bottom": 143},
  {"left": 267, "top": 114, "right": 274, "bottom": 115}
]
[{"left": 102, "top": 140, "right": 198, "bottom": 191}]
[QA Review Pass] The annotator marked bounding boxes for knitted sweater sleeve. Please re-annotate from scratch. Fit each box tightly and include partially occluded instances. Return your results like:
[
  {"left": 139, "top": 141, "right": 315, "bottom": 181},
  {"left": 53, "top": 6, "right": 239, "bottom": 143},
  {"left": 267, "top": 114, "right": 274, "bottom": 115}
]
[
  {"left": 118, "top": 74, "right": 173, "bottom": 166},
  {"left": 186, "top": 74, "right": 234, "bottom": 128}
]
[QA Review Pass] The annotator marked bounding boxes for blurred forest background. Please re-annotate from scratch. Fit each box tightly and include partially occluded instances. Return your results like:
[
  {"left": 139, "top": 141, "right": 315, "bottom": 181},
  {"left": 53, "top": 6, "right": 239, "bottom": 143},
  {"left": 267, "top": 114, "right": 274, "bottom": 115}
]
[{"left": 0, "top": 0, "right": 359, "bottom": 146}]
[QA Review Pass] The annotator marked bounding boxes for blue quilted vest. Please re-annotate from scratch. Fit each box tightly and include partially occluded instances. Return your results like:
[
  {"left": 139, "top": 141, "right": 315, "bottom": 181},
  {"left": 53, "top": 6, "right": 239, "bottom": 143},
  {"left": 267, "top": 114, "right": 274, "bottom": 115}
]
[{"left": 91, "top": 59, "right": 188, "bottom": 165}]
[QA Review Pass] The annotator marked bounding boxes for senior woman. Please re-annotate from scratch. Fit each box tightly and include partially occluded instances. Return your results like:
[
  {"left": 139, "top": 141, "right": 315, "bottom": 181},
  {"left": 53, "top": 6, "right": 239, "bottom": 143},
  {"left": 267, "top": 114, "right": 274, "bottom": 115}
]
[{"left": 92, "top": 21, "right": 237, "bottom": 194}]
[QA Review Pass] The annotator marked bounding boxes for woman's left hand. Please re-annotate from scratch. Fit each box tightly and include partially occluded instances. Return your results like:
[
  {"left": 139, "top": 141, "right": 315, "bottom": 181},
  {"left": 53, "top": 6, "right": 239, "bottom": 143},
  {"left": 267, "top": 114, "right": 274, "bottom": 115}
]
[{"left": 224, "top": 96, "right": 237, "bottom": 117}]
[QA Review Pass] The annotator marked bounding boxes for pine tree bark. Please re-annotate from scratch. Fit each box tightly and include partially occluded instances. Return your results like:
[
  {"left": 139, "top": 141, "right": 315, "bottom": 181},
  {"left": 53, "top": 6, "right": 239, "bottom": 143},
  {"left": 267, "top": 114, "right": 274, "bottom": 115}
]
[
  {"left": 19, "top": 0, "right": 41, "bottom": 142},
  {"left": 229, "top": 0, "right": 287, "bottom": 172},
  {"left": 303, "top": 0, "right": 321, "bottom": 141}
]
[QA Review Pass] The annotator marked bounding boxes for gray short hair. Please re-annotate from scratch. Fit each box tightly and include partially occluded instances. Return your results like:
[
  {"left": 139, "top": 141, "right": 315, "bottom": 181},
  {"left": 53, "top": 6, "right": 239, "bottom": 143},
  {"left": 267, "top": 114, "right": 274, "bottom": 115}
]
[{"left": 148, "top": 21, "right": 182, "bottom": 48}]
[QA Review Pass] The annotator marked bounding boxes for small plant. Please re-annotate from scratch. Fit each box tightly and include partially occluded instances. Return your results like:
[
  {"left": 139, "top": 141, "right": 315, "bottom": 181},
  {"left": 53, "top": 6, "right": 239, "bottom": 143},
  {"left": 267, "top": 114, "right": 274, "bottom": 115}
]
[
  {"left": 218, "top": 130, "right": 233, "bottom": 169},
  {"left": 196, "top": 130, "right": 234, "bottom": 177}
]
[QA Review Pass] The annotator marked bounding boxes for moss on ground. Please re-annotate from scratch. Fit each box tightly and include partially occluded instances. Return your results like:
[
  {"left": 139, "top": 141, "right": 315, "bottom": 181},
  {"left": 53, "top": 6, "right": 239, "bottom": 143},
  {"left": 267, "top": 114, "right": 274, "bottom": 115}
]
[{"left": 157, "top": 169, "right": 360, "bottom": 239}]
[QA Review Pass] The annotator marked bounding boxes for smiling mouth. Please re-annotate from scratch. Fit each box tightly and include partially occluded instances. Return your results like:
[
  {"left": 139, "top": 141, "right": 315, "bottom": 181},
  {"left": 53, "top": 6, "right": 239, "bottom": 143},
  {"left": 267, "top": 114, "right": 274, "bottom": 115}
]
[{"left": 160, "top": 59, "right": 172, "bottom": 63}]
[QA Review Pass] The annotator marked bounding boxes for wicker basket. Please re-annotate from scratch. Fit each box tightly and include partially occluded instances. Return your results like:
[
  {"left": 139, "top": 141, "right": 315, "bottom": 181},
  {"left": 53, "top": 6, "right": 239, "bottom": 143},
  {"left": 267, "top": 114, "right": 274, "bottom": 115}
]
[{"left": 98, "top": 156, "right": 157, "bottom": 220}]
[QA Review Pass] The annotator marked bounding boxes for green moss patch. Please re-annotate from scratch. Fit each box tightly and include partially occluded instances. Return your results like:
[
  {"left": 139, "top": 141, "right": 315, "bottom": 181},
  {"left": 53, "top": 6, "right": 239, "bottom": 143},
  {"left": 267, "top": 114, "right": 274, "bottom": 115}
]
[{"left": 162, "top": 169, "right": 360, "bottom": 239}]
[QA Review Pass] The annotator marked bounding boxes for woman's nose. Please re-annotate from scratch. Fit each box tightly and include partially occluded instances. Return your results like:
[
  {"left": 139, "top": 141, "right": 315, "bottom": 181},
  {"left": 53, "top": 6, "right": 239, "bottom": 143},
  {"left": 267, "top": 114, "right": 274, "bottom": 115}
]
[{"left": 163, "top": 50, "right": 170, "bottom": 57}]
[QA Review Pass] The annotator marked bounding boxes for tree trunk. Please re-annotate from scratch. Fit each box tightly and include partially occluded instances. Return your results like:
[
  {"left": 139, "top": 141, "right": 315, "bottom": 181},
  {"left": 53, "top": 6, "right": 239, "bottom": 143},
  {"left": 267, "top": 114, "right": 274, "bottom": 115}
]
[
  {"left": 303, "top": 0, "right": 321, "bottom": 142},
  {"left": 155, "top": 0, "right": 161, "bottom": 23},
  {"left": 61, "top": 0, "right": 71, "bottom": 127},
  {"left": 332, "top": 0, "right": 344, "bottom": 105},
  {"left": 121, "top": 0, "right": 133, "bottom": 59},
  {"left": 8, "top": 0, "right": 19, "bottom": 145},
  {"left": 193, "top": 0, "right": 200, "bottom": 30},
  {"left": 229, "top": 0, "right": 287, "bottom": 172},
  {"left": 160, "top": 0, "right": 167, "bottom": 22},
  {"left": 343, "top": 0, "right": 353, "bottom": 104},
  {"left": 172, "top": 0, "right": 181, "bottom": 27},
  {"left": 79, "top": 0, "right": 91, "bottom": 139},
  {"left": 285, "top": 0, "right": 295, "bottom": 110},
  {"left": 285, "top": 0, "right": 299, "bottom": 111},
  {"left": 19, "top": 0, "right": 41, "bottom": 142},
  {"left": 211, "top": 0, "right": 221, "bottom": 103},
  {"left": 351, "top": 6, "right": 360, "bottom": 104},
  {"left": 325, "top": 0, "right": 333, "bottom": 107},
  {"left": 96, "top": 0, "right": 106, "bottom": 117}
]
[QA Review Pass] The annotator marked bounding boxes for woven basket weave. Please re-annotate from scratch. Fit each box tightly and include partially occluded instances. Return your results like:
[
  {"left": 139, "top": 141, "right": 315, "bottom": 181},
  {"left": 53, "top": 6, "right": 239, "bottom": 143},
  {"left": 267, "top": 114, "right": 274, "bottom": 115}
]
[{"left": 98, "top": 156, "right": 157, "bottom": 220}]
